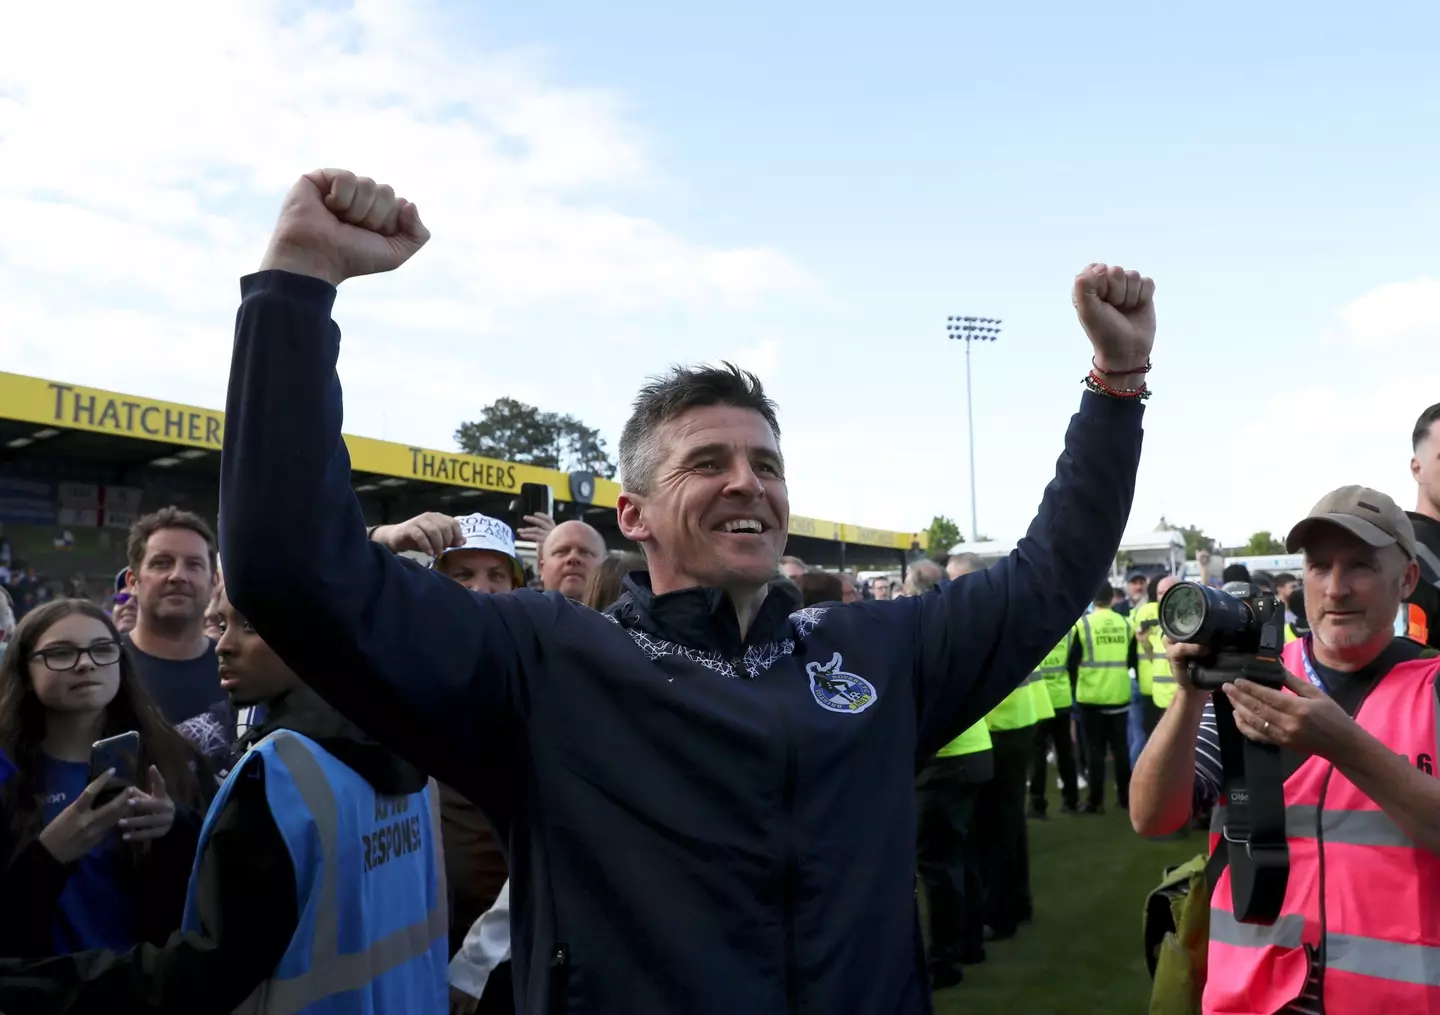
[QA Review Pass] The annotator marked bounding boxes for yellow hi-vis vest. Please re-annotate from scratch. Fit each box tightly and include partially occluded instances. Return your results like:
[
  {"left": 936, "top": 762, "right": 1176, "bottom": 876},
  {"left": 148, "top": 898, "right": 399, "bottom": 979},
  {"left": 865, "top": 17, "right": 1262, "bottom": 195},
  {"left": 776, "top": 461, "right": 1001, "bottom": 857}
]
[
  {"left": 1038, "top": 636, "right": 1073, "bottom": 710},
  {"left": 1073, "top": 608, "right": 1133, "bottom": 706},
  {"left": 1149, "top": 611, "right": 1180, "bottom": 710},
  {"left": 1032, "top": 675, "right": 1056, "bottom": 721},
  {"left": 1133, "top": 600, "right": 1162, "bottom": 696},
  {"left": 936, "top": 720, "right": 993, "bottom": 757},
  {"left": 1151, "top": 654, "right": 1180, "bottom": 710},
  {"left": 986, "top": 671, "right": 1041, "bottom": 731}
]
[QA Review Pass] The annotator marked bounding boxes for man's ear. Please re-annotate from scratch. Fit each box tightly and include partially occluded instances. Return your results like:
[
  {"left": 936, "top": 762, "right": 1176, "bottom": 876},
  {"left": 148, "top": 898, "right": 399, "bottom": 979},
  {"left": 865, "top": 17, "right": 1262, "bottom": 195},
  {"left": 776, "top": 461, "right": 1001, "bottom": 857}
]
[
  {"left": 617, "top": 492, "right": 650, "bottom": 543},
  {"left": 1401, "top": 557, "right": 1421, "bottom": 600}
]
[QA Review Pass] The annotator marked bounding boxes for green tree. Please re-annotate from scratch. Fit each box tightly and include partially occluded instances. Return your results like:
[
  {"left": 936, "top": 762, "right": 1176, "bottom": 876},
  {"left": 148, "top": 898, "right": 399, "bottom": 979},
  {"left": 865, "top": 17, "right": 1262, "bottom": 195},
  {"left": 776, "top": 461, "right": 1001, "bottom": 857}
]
[
  {"left": 1244, "top": 531, "right": 1285, "bottom": 556},
  {"left": 1167, "top": 523, "right": 1216, "bottom": 557},
  {"left": 455, "top": 398, "right": 617, "bottom": 477},
  {"left": 925, "top": 515, "right": 964, "bottom": 555}
]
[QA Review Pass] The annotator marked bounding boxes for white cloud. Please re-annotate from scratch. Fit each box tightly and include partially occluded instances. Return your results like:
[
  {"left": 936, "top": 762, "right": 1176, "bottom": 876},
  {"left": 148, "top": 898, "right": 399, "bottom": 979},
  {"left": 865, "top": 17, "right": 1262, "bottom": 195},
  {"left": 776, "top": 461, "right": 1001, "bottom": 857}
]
[
  {"left": 726, "top": 339, "right": 781, "bottom": 385},
  {"left": 0, "top": 0, "right": 809, "bottom": 434},
  {"left": 1328, "top": 277, "right": 1440, "bottom": 346},
  {"left": 1137, "top": 364, "right": 1437, "bottom": 549}
]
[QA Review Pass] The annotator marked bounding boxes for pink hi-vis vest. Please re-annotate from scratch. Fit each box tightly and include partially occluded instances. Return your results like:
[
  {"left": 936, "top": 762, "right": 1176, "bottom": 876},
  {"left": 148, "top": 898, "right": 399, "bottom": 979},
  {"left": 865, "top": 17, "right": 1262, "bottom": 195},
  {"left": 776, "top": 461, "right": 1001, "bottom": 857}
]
[{"left": 1203, "top": 639, "right": 1440, "bottom": 1014}]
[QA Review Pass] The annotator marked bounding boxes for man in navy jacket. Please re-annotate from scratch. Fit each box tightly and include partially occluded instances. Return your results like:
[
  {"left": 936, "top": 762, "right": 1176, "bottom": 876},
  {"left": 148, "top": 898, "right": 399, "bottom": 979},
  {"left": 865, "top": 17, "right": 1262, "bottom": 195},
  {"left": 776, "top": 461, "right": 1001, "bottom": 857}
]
[{"left": 219, "top": 170, "right": 1154, "bottom": 1014}]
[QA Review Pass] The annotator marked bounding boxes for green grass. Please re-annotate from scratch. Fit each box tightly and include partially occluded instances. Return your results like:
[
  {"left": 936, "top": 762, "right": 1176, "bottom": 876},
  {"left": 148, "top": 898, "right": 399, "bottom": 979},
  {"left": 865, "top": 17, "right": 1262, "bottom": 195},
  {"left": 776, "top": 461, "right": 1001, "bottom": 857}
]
[{"left": 931, "top": 801, "right": 1201, "bottom": 1014}]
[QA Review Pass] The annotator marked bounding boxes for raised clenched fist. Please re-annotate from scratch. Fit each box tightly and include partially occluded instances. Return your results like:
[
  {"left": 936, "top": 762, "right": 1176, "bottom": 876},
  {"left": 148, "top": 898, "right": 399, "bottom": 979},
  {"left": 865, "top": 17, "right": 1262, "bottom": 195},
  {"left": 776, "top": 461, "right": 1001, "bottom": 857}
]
[
  {"left": 369, "top": 512, "right": 464, "bottom": 558},
  {"left": 260, "top": 170, "right": 431, "bottom": 286},
  {"left": 1071, "top": 263, "right": 1156, "bottom": 379}
]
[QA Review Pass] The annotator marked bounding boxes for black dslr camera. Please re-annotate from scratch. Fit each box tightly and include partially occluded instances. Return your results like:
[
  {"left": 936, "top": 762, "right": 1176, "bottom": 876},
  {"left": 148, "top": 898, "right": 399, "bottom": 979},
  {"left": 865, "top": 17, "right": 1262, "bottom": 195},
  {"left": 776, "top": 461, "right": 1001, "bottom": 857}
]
[
  {"left": 1159, "top": 580, "right": 1293, "bottom": 926},
  {"left": 1157, "top": 581, "right": 1288, "bottom": 690}
]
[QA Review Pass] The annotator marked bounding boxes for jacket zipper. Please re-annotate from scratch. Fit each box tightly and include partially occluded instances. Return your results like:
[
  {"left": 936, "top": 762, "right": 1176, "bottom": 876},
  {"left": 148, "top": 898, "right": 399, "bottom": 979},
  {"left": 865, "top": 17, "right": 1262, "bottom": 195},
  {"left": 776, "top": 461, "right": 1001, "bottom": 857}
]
[
  {"left": 549, "top": 943, "right": 570, "bottom": 1015},
  {"left": 782, "top": 739, "right": 799, "bottom": 1014},
  {"left": 770, "top": 655, "right": 801, "bottom": 1015},
  {"left": 733, "top": 648, "right": 800, "bottom": 1013}
]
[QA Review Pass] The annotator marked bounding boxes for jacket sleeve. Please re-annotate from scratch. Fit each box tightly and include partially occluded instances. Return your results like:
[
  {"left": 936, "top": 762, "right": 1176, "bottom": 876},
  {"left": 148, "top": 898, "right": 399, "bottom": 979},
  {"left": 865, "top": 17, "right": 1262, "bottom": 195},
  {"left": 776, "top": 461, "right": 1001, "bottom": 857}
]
[
  {"left": 0, "top": 757, "right": 298, "bottom": 1015},
  {"left": 220, "top": 270, "right": 547, "bottom": 803},
  {"left": 910, "top": 392, "right": 1142, "bottom": 756}
]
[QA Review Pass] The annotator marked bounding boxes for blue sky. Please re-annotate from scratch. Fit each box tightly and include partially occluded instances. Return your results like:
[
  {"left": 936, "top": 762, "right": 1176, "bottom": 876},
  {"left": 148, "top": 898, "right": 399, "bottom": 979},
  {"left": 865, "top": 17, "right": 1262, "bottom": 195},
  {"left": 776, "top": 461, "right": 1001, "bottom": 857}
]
[{"left": 3, "top": 0, "right": 1438, "bottom": 548}]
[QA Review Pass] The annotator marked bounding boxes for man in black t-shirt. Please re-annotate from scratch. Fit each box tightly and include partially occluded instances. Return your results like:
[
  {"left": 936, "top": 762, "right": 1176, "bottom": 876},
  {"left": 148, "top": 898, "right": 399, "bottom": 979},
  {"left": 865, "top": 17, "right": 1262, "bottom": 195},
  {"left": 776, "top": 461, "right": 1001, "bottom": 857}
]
[
  {"left": 122, "top": 507, "right": 222, "bottom": 723},
  {"left": 1407, "top": 403, "right": 1440, "bottom": 647}
]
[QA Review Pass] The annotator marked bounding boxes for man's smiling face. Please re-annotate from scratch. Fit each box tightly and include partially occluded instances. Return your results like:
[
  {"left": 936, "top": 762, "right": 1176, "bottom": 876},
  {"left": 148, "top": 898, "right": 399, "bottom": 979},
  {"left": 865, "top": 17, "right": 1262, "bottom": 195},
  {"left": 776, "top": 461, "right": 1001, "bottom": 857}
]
[{"left": 619, "top": 405, "right": 788, "bottom": 596}]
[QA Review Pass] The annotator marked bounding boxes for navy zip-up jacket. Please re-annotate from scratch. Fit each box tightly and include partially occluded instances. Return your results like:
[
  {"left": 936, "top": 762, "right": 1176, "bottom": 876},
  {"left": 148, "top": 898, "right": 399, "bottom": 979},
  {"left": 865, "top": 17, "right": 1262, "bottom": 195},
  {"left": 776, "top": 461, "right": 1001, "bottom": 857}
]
[{"left": 220, "top": 270, "right": 1144, "bottom": 1014}]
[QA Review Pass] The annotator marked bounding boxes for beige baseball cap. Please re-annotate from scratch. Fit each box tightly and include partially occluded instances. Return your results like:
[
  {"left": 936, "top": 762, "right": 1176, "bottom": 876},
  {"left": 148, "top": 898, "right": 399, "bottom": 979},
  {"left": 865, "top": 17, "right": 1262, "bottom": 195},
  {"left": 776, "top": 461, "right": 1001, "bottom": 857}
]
[{"left": 1285, "top": 485, "right": 1417, "bottom": 560}]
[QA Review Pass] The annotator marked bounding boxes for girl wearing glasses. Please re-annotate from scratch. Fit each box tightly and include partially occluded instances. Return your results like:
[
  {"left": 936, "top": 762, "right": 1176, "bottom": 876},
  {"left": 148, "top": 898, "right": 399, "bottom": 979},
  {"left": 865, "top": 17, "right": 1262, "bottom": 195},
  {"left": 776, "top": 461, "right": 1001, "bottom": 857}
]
[{"left": 0, "top": 599, "right": 204, "bottom": 958}]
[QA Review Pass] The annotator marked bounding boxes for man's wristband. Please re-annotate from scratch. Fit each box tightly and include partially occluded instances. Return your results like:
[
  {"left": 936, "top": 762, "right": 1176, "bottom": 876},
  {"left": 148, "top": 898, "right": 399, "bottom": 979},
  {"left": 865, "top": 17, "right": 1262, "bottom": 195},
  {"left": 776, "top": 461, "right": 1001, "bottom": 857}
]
[{"left": 1084, "top": 369, "right": 1151, "bottom": 401}]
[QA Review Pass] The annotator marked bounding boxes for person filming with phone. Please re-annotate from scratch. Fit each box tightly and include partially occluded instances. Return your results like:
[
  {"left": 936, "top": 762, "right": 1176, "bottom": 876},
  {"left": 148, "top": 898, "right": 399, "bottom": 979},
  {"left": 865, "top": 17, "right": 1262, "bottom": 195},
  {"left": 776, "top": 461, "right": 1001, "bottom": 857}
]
[
  {"left": 0, "top": 600, "right": 203, "bottom": 959},
  {"left": 1131, "top": 486, "right": 1440, "bottom": 1014},
  {"left": 0, "top": 583, "right": 448, "bottom": 1014}
]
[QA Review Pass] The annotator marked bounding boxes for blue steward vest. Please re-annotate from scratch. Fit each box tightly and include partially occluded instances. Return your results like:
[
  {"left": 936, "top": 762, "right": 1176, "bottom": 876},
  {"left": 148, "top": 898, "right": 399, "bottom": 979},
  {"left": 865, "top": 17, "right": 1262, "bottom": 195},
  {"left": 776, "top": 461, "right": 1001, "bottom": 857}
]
[{"left": 182, "top": 730, "right": 449, "bottom": 1014}]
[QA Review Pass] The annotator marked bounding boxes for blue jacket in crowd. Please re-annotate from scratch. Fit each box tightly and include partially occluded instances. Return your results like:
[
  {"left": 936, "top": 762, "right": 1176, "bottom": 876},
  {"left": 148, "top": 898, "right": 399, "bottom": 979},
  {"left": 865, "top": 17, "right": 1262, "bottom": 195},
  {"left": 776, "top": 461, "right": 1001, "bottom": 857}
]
[{"left": 220, "top": 270, "right": 1144, "bottom": 1014}]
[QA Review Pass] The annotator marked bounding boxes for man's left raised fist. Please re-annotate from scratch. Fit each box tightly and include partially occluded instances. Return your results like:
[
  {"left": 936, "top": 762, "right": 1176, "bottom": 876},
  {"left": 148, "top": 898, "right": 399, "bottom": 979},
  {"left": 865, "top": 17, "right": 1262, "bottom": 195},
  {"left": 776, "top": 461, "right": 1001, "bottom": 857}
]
[
  {"left": 1071, "top": 263, "right": 1156, "bottom": 378},
  {"left": 260, "top": 169, "right": 431, "bottom": 287}
]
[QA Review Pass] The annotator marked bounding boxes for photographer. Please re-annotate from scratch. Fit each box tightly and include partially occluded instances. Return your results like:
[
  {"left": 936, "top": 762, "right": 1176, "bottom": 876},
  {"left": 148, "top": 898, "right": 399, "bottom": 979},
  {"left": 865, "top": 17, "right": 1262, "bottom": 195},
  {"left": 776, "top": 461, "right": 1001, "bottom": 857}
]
[{"left": 1131, "top": 486, "right": 1440, "bottom": 1014}]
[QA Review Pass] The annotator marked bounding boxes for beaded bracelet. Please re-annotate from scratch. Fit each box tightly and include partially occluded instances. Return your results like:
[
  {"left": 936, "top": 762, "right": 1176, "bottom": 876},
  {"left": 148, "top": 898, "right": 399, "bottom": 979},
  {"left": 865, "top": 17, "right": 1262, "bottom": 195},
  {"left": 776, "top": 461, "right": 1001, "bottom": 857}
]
[
  {"left": 1084, "top": 370, "right": 1151, "bottom": 401},
  {"left": 1091, "top": 356, "right": 1152, "bottom": 376}
]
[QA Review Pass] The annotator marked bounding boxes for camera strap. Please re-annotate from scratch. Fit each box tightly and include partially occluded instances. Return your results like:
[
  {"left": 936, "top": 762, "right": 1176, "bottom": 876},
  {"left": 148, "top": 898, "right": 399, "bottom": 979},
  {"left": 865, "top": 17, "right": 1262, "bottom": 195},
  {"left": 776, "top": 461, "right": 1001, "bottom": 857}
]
[{"left": 1212, "top": 677, "right": 1290, "bottom": 924}]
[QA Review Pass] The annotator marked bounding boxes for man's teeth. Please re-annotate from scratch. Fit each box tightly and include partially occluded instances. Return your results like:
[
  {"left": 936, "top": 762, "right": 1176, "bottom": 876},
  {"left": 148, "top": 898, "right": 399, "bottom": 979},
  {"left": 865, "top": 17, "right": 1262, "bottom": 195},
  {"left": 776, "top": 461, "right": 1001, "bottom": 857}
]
[{"left": 721, "top": 519, "right": 763, "bottom": 534}]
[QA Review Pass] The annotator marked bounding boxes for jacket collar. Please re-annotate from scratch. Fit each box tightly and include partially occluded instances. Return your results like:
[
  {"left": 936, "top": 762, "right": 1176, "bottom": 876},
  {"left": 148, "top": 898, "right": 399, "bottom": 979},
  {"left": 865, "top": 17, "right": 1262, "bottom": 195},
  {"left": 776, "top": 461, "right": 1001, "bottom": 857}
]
[{"left": 607, "top": 571, "right": 802, "bottom": 656}]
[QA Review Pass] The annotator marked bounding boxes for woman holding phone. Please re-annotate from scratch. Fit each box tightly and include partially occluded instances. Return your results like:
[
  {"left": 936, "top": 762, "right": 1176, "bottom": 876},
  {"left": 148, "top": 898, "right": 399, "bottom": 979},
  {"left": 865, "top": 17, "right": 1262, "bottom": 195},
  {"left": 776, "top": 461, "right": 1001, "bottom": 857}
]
[{"left": 0, "top": 599, "right": 204, "bottom": 957}]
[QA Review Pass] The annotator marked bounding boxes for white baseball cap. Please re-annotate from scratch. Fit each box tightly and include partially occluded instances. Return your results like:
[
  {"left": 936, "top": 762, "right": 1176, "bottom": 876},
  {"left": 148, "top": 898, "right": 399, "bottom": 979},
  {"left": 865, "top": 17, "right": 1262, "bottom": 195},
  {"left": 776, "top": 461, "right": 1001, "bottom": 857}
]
[{"left": 434, "top": 513, "right": 525, "bottom": 587}]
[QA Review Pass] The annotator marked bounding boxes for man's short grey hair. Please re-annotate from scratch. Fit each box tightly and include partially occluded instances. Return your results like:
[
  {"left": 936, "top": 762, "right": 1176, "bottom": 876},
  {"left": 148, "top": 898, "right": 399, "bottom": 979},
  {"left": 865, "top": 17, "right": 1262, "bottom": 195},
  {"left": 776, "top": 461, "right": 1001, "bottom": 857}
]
[
  {"left": 946, "top": 552, "right": 981, "bottom": 577},
  {"left": 905, "top": 559, "right": 944, "bottom": 596},
  {"left": 618, "top": 362, "right": 780, "bottom": 495}
]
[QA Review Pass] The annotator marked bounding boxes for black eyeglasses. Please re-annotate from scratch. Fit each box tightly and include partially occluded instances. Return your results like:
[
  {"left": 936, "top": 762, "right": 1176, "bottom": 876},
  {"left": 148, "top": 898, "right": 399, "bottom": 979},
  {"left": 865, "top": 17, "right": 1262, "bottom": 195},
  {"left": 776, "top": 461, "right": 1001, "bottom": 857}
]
[{"left": 30, "top": 641, "right": 123, "bottom": 671}]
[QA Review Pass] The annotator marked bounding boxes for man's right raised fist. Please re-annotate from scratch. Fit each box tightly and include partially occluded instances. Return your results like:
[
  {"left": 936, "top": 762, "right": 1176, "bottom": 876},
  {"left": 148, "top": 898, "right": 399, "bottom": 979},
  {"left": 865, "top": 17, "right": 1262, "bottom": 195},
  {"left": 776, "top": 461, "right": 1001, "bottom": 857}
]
[{"left": 260, "top": 169, "right": 431, "bottom": 287}]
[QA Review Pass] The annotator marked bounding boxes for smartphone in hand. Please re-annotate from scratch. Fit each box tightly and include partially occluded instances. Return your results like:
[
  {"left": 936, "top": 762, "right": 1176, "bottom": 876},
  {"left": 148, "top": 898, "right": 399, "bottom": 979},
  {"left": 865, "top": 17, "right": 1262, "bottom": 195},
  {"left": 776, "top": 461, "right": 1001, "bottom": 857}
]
[
  {"left": 89, "top": 731, "right": 141, "bottom": 805},
  {"left": 519, "top": 482, "right": 553, "bottom": 520}
]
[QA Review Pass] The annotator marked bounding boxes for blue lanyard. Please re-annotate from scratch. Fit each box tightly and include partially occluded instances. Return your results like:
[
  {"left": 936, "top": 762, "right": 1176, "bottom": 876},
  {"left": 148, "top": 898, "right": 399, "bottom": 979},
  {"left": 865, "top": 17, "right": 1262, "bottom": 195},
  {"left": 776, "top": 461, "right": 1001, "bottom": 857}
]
[{"left": 1298, "top": 636, "right": 1328, "bottom": 693}]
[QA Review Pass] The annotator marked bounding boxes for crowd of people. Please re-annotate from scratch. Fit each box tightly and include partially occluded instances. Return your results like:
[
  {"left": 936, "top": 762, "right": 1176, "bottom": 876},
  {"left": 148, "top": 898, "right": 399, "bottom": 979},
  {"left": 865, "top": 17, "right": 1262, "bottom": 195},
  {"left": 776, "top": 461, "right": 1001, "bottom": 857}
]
[{"left": 0, "top": 168, "right": 1435, "bottom": 1015}]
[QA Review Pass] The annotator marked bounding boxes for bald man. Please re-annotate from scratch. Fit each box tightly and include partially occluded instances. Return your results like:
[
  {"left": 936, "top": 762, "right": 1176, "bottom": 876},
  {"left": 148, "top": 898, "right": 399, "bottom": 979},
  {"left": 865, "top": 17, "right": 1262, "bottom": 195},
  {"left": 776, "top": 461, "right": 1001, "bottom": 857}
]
[{"left": 540, "top": 521, "right": 608, "bottom": 600}]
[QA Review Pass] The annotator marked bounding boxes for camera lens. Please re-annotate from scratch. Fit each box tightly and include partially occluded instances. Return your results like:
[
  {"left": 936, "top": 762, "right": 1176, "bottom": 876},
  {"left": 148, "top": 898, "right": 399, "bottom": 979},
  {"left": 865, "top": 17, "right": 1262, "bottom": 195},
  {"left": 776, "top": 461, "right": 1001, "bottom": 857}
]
[
  {"left": 1160, "top": 583, "right": 1208, "bottom": 640},
  {"left": 1158, "top": 580, "right": 1264, "bottom": 652}
]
